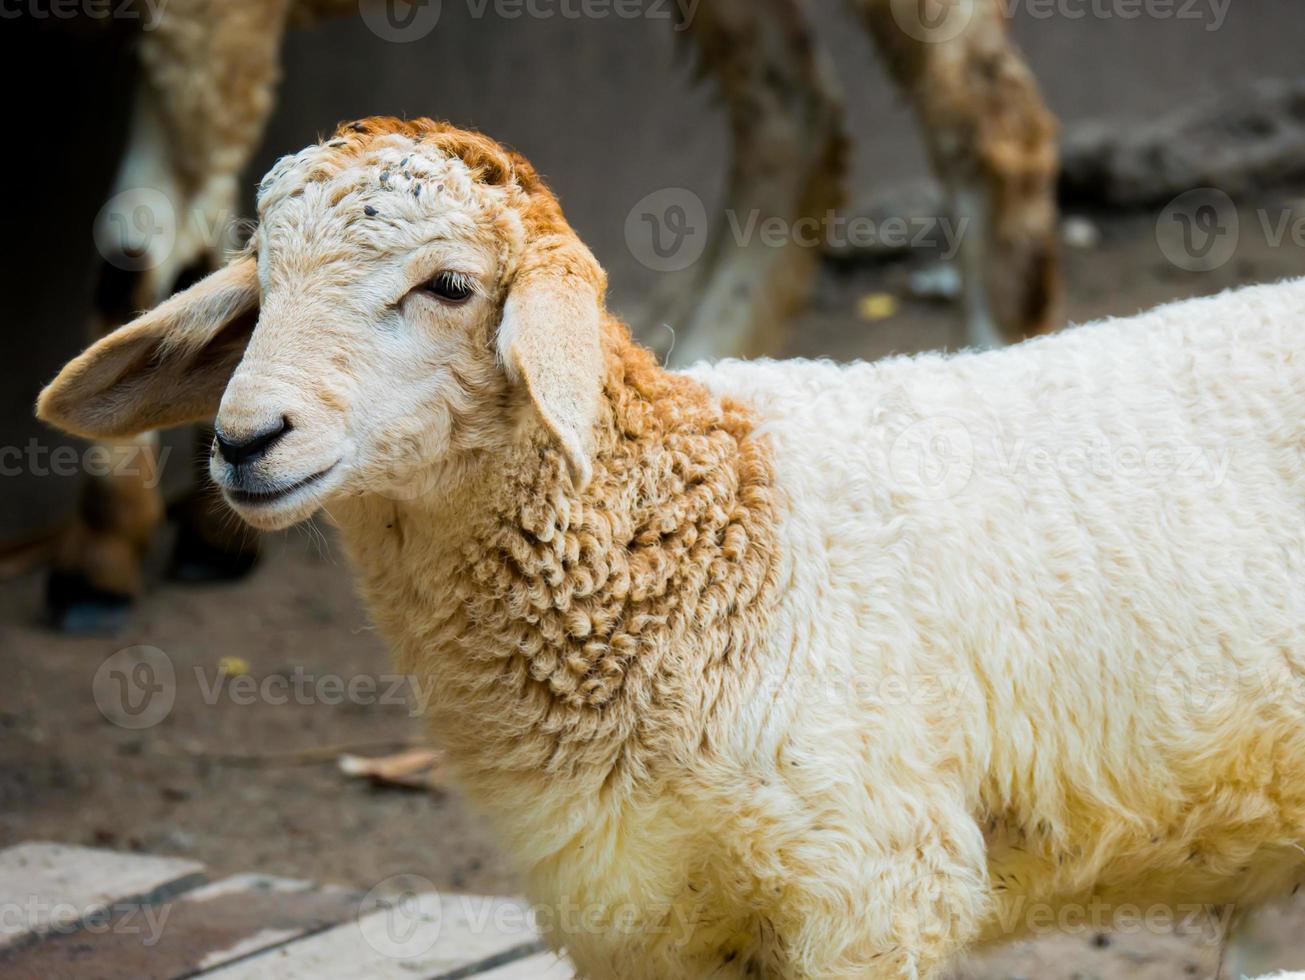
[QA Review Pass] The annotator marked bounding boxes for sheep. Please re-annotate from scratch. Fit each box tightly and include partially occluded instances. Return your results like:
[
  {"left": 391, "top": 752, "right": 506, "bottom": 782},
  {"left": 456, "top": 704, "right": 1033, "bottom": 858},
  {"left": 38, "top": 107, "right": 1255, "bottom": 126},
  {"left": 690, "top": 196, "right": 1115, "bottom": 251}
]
[
  {"left": 50, "top": 0, "right": 294, "bottom": 627},
  {"left": 37, "top": 118, "right": 1294, "bottom": 979},
  {"left": 54, "top": 0, "right": 1059, "bottom": 632}
]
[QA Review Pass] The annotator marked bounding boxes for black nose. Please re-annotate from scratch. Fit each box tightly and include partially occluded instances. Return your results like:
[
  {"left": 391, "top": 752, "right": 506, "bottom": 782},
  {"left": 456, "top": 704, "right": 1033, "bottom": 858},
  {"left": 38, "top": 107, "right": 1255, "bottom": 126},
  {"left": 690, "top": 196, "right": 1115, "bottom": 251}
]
[{"left": 215, "top": 417, "right": 291, "bottom": 466}]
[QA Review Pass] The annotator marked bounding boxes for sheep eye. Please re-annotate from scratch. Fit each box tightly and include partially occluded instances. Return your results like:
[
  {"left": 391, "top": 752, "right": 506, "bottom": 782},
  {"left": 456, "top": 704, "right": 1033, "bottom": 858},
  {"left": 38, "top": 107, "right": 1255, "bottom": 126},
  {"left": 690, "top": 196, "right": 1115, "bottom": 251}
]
[{"left": 423, "top": 271, "right": 476, "bottom": 304}]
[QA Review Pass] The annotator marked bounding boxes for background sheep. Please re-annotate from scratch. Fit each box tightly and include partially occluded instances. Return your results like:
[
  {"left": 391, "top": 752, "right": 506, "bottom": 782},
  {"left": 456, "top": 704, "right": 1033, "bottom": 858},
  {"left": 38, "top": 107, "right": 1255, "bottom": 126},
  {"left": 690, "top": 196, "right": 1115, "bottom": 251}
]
[{"left": 36, "top": 118, "right": 1305, "bottom": 978}]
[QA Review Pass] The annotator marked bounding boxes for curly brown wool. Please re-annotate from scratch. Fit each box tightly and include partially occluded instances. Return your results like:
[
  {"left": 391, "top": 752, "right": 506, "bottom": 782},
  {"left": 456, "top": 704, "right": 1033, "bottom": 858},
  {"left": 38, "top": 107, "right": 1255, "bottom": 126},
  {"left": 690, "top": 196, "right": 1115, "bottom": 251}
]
[{"left": 429, "top": 322, "right": 780, "bottom": 787}]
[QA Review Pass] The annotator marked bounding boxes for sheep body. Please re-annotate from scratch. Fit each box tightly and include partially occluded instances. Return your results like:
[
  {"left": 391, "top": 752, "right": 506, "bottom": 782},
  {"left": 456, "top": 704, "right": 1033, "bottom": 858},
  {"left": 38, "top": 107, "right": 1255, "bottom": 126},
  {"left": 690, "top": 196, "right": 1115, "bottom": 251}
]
[
  {"left": 681, "top": 279, "right": 1305, "bottom": 972},
  {"left": 36, "top": 115, "right": 1303, "bottom": 976},
  {"left": 329, "top": 280, "right": 1305, "bottom": 977}
]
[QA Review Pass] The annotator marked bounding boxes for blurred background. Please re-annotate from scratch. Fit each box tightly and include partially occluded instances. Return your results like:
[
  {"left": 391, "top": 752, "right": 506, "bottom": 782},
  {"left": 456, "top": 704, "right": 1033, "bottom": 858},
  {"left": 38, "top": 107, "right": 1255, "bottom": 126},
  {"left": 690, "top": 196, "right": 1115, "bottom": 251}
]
[{"left": 3, "top": 1, "right": 1305, "bottom": 975}]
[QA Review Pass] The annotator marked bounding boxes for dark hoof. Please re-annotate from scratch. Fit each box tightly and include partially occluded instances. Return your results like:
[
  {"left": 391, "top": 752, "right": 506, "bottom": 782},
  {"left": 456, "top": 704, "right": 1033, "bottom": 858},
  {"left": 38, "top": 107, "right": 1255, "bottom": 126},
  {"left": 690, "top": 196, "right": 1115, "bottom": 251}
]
[
  {"left": 166, "top": 523, "right": 260, "bottom": 584},
  {"left": 45, "top": 570, "right": 134, "bottom": 634}
]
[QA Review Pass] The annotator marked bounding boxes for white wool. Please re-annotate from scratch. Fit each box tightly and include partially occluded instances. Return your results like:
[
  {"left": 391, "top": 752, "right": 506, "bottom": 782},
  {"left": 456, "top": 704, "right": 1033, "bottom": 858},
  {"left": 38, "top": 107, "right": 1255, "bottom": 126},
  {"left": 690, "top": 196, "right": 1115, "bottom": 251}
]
[{"left": 670, "top": 279, "right": 1305, "bottom": 975}]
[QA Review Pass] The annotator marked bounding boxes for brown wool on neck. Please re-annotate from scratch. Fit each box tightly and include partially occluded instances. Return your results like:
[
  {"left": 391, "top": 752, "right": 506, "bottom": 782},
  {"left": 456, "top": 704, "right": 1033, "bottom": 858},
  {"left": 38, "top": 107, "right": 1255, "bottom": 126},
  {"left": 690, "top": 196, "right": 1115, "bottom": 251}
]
[{"left": 414, "top": 322, "right": 781, "bottom": 789}]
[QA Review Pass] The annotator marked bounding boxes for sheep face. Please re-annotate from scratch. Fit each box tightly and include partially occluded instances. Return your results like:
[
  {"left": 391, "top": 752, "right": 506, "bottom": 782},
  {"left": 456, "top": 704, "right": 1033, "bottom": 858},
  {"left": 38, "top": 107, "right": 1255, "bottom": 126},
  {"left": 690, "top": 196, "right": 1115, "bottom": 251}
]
[{"left": 38, "top": 118, "right": 608, "bottom": 530}]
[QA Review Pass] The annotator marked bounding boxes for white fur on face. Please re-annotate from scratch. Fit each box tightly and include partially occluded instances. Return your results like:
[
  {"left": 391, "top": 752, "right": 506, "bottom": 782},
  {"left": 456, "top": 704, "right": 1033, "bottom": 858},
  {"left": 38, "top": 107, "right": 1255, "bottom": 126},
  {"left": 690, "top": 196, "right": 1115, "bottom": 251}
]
[{"left": 211, "top": 134, "right": 525, "bottom": 529}]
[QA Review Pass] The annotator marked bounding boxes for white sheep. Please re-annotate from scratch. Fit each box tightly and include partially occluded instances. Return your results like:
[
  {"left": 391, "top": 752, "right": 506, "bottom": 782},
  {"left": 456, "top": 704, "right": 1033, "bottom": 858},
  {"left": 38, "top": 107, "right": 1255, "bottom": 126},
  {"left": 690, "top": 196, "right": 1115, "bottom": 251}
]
[
  {"left": 37, "top": 119, "right": 1305, "bottom": 978},
  {"left": 59, "top": 0, "right": 1059, "bottom": 633}
]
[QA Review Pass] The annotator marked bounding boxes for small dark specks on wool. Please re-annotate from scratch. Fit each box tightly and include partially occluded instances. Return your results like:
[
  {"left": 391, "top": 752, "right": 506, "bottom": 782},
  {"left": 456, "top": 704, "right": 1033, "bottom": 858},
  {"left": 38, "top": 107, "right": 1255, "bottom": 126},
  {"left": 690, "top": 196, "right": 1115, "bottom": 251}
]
[
  {"left": 364, "top": 205, "right": 379, "bottom": 217},
  {"left": 380, "top": 170, "right": 391, "bottom": 187},
  {"left": 328, "top": 140, "right": 346, "bottom": 148},
  {"left": 413, "top": 184, "right": 422, "bottom": 197},
  {"left": 400, "top": 157, "right": 409, "bottom": 167},
  {"left": 349, "top": 122, "right": 368, "bottom": 133}
]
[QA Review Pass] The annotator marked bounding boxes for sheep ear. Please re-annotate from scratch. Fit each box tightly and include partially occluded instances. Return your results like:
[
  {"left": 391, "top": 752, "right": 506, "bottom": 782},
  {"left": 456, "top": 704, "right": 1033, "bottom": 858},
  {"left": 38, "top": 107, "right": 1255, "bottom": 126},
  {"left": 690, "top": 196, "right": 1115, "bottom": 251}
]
[
  {"left": 38, "top": 257, "right": 259, "bottom": 439},
  {"left": 497, "top": 237, "right": 606, "bottom": 490}
]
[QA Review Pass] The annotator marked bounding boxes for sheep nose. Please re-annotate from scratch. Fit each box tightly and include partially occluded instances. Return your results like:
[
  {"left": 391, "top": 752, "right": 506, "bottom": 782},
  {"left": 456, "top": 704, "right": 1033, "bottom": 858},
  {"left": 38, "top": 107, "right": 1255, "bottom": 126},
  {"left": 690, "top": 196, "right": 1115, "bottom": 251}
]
[{"left": 214, "top": 416, "right": 291, "bottom": 466}]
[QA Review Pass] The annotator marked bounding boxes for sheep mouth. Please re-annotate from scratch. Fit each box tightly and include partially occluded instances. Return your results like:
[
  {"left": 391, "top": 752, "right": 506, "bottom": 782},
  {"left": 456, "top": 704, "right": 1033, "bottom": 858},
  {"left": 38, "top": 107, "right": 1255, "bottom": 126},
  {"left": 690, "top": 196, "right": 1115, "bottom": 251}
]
[{"left": 225, "top": 464, "right": 339, "bottom": 508}]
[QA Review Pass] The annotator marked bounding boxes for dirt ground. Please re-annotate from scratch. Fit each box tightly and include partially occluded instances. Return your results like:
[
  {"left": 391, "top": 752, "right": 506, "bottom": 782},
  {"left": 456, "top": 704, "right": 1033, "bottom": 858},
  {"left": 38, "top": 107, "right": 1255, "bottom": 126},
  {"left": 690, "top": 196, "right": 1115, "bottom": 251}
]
[{"left": 4, "top": 195, "right": 1305, "bottom": 977}]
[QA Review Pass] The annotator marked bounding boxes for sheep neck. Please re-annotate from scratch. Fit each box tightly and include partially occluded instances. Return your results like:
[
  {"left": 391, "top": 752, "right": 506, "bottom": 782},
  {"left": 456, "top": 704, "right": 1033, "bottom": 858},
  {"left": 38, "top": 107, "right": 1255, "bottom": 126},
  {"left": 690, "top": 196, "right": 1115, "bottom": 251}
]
[{"left": 336, "top": 322, "right": 781, "bottom": 814}]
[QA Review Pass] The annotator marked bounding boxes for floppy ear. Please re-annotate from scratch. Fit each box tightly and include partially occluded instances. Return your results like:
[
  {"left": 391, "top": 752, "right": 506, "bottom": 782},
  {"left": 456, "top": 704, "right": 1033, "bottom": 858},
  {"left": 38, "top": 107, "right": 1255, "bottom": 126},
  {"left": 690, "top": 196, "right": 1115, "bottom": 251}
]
[
  {"left": 38, "top": 257, "right": 259, "bottom": 439},
  {"left": 497, "top": 234, "right": 606, "bottom": 489}
]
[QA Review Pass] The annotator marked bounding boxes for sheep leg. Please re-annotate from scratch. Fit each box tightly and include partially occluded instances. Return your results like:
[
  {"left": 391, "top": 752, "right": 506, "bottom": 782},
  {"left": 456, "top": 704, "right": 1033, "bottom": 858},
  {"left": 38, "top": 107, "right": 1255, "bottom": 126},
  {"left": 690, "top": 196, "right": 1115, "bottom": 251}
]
[
  {"left": 143, "top": 0, "right": 296, "bottom": 582},
  {"left": 659, "top": 0, "right": 847, "bottom": 366},
  {"left": 46, "top": 432, "right": 166, "bottom": 634},
  {"left": 47, "top": 0, "right": 290, "bottom": 630},
  {"left": 857, "top": 0, "right": 1061, "bottom": 347}
]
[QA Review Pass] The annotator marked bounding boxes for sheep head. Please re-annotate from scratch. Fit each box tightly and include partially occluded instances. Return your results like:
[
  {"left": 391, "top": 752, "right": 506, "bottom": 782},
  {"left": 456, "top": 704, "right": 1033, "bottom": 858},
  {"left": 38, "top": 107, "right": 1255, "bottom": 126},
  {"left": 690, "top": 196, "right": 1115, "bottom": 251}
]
[{"left": 38, "top": 117, "right": 608, "bottom": 529}]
